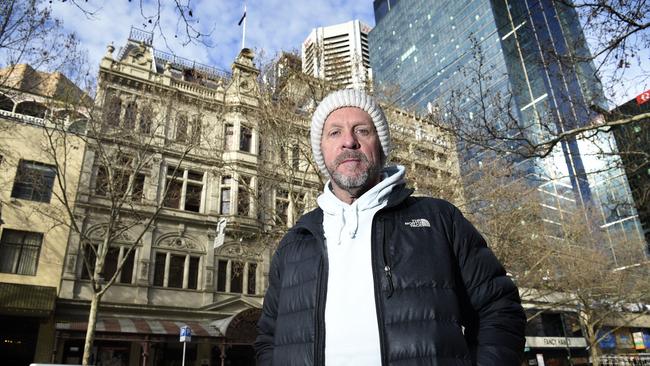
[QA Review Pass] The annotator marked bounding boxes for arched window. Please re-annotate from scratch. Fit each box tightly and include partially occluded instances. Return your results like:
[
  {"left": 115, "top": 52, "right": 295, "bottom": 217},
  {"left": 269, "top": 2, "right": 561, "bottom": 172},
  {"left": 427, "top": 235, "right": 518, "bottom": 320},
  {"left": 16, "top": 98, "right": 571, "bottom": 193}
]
[
  {"left": 0, "top": 93, "right": 14, "bottom": 112},
  {"left": 15, "top": 101, "right": 47, "bottom": 118},
  {"left": 152, "top": 236, "right": 205, "bottom": 290}
]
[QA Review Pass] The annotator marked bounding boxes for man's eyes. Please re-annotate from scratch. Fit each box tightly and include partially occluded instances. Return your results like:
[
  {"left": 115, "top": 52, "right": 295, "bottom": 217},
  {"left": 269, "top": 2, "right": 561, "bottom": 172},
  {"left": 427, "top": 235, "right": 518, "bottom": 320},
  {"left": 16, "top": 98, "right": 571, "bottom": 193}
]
[{"left": 326, "top": 127, "right": 372, "bottom": 137}]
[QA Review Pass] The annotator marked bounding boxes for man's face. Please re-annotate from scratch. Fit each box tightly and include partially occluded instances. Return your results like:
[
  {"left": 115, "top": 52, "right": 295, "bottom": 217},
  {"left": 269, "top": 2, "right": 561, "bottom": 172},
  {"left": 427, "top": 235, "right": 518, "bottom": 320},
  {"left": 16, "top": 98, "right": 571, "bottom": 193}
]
[{"left": 321, "top": 107, "right": 382, "bottom": 195}]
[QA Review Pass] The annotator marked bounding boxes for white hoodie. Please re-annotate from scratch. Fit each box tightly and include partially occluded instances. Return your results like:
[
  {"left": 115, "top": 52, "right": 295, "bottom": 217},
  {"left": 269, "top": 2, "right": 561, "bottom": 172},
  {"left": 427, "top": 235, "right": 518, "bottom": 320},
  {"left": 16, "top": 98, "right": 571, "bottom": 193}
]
[{"left": 317, "top": 165, "right": 406, "bottom": 366}]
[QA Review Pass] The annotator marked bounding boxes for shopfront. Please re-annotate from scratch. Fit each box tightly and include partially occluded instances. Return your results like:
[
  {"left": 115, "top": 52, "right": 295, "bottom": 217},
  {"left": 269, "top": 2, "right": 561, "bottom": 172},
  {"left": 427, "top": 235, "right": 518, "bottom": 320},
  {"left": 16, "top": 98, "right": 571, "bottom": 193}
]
[
  {"left": 524, "top": 310, "right": 589, "bottom": 366},
  {"left": 0, "top": 283, "right": 57, "bottom": 365},
  {"left": 54, "top": 308, "right": 261, "bottom": 366},
  {"left": 597, "top": 327, "right": 650, "bottom": 364},
  {"left": 524, "top": 336, "right": 590, "bottom": 366}
]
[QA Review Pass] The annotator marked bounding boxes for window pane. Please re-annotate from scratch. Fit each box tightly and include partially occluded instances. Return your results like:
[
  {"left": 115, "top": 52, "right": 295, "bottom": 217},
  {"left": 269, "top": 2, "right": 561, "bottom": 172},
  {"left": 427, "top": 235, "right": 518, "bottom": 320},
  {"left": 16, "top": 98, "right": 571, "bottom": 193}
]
[
  {"left": 238, "top": 176, "right": 251, "bottom": 216},
  {"left": 153, "top": 252, "right": 166, "bottom": 286},
  {"left": 238, "top": 187, "right": 249, "bottom": 216},
  {"left": 187, "top": 170, "right": 203, "bottom": 181},
  {"left": 220, "top": 188, "right": 231, "bottom": 214},
  {"left": 0, "top": 230, "right": 42, "bottom": 275},
  {"left": 124, "top": 102, "right": 137, "bottom": 129},
  {"left": 132, "top": 174, "right": 145, "bottom": 201},
  {"left": 231, "top": 261, "right": 243, "bottom": 293},
  {"left": 239, "top": 126, "right": 252, "bottom": 152},
  {"left": 216, "top": 260, "right": 228, "bottom": 292},
  {"left": 120, "top": 248, "right": 135, "bottom": 284},
  {"left": 184, "top": 183, "right": 202, "bottom": 212},
  {"left": 103, "top": 247, "right": 119, "bottom": 281},
  {"left": 276, "top": 199, "right": 288, "bottom": 226},
  {"left": 11, "top": 160, "right": 57, "bottom": 203},
  {"left": 188, "top": 257, "right": 200, "bottom": 290},
  {"left": 163, "top": 179, "right": 183, "bottom": 209},
  {"left": 224, "top": 124, "right": 234, "bottom": 150},
  {"left": 247, "top": 263, "right": 257, "bottom": 295},
  {"left": 81, "top": 244, "right": 97, "bottom": 280},
  {"left": 115, "top": 170, "right": 130, "bottom": 197},
  {"left": 103, "top": 92, "right": 121, "bottom": 128},
  {"left": 168, "top": 254, "right": 185, "bottom": 288},
  {"left": 95, "top": 166, "right": 108, "bottom": 196}
]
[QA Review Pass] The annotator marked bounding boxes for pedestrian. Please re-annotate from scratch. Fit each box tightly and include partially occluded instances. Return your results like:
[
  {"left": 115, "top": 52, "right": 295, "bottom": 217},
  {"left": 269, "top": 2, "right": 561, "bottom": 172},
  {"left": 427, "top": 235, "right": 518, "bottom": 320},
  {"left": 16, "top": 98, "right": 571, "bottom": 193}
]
[{"left": 255, "top": 89, "right": 526, "bottom": 365}]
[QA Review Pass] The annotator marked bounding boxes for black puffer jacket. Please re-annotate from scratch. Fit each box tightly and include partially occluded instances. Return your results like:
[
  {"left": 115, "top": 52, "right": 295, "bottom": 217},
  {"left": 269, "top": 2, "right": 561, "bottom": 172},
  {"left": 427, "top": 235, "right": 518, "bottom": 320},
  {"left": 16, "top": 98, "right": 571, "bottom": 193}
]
[{"left": 255, "top": 190, "right": 526, "bottom": 366}]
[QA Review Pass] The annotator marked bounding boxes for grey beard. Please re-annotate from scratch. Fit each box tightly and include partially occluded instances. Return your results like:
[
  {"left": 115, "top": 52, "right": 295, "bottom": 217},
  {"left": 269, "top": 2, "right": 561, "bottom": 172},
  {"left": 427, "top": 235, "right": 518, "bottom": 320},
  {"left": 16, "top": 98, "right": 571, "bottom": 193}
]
[{"left": 327, "top": 151, "right": 381, "bottom": 194}]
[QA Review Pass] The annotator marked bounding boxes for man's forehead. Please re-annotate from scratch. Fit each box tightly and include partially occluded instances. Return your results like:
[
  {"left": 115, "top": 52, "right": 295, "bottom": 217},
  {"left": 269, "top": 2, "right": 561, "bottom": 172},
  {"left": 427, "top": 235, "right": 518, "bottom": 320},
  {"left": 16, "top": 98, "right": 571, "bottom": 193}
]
[{"left": 324, "top": 107, "right": 373, "bottom": 125}]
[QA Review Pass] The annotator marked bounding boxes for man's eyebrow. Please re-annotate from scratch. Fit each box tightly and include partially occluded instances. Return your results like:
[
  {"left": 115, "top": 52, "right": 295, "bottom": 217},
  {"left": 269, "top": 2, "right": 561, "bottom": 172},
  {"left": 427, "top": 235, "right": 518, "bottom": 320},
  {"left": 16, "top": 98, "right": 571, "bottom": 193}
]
[{"left": 326, "top": 119, "right": 374, "bottom": 126}]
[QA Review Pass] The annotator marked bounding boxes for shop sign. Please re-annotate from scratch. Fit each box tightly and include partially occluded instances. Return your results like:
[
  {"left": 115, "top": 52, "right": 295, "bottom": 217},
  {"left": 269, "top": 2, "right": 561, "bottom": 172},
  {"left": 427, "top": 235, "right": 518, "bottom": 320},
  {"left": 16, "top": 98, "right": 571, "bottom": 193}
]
[
  {"left": 525, "top": 336, "right": 587, "bottom": 348},
  {"left": 616, "top": 329, "right": 635, "bottom": 349},
  {"left": 644, "top": 331, "right": 650, "bottom": 348},
  {"left": 598, "top": 329, "right": 616, "bottom": 349},
  {"left": 633, "top": 332, "right": 646, "bottom": 350}
]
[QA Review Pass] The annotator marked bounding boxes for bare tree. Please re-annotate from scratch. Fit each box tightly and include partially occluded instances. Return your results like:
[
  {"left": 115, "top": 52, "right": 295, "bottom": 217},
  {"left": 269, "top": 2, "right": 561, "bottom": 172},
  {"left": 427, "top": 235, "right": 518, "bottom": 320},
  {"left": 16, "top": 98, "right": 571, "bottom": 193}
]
[
  {"left": 0, "top": 0, "right": 88, "bottom": 89},
  {"left": 58, "top": 0, "right": 216, "bottom": 48}
]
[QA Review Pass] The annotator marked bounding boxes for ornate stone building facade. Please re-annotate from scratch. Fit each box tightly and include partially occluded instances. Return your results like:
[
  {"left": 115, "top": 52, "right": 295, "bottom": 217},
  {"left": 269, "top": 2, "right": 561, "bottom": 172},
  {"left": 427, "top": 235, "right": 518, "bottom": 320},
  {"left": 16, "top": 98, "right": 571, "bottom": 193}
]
[{"left": 53, "top": 29, "right": 317, "bottom": 366}]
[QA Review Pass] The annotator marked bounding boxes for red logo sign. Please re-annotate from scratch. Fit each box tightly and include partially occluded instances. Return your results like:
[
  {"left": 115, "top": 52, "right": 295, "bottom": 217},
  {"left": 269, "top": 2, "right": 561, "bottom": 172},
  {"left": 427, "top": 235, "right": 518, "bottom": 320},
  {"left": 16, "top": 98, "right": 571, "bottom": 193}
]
[{"left": 636, "top": 89, "right": 650, "bottom": 105}]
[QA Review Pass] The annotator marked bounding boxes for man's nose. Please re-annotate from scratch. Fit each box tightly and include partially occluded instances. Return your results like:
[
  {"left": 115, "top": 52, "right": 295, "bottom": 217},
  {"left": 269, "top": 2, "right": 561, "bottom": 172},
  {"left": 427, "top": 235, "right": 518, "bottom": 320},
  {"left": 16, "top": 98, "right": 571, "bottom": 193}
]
[{"left": 341, "top": 129, "right": 360, "bottom": 149}]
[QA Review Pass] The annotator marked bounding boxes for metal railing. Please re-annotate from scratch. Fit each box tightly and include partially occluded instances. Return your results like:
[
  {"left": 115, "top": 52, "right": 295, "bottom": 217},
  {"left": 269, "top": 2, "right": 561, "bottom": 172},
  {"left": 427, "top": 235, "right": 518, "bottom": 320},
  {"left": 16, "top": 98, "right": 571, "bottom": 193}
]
[
  {"left": 153, "top": 50, "right": 231, "bottom": 81},
  {"left": 128, "top": 27, "right": 154, "bottom": 45},
  {"left": 599, "top": 354, "right": 650, "bottom": 366}
]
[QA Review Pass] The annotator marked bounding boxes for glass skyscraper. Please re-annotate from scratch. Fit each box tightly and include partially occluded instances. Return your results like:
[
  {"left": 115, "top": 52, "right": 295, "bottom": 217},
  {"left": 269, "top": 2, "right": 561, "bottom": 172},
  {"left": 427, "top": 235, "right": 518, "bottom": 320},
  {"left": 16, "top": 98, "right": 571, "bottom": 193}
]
[{"left": 370, "top": 0, "right": 647, "bottom": 263}]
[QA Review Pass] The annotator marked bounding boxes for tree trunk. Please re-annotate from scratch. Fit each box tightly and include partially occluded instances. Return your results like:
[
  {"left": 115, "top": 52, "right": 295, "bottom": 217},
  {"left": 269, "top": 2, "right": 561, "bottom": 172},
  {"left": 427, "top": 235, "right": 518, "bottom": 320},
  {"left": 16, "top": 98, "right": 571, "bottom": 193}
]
[{"left": 82, "top": 292, "right": 102, "bottom": 366}]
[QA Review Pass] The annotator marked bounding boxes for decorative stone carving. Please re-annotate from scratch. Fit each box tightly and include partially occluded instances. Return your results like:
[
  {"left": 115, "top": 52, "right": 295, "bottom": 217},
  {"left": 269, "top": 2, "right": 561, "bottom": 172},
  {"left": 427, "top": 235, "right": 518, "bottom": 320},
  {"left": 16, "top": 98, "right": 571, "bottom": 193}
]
[
  {"left": 155, "top": 232, "right": 204, "bottom": 252},
  {"left": 87, "top": 224, "right": 135, "bottom": 243}
]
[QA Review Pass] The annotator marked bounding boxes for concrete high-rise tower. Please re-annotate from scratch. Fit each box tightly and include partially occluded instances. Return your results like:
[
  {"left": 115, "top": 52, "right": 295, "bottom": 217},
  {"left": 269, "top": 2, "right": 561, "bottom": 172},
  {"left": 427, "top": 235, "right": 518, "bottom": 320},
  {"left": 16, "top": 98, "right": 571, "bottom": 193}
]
[{"left": 302, "top": 20, "right": 372, "bottom": 89}]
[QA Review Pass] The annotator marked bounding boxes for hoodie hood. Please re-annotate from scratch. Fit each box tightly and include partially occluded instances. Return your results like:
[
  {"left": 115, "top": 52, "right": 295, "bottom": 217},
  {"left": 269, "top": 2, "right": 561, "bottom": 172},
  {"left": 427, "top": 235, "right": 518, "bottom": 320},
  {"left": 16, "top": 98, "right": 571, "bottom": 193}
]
[{"left": 317, "top": 165, "right": 407, "bottom": 242}]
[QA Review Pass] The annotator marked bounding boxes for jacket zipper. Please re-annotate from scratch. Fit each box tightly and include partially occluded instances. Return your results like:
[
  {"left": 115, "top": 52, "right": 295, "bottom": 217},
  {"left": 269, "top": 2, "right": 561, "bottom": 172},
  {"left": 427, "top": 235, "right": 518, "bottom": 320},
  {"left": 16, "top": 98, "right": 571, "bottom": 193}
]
[
  {"left": 382, "top": 216, "right": 395, "bottom": 298},
  {"left": 372, "top": 215, "right": 389, "bottom": 366}
]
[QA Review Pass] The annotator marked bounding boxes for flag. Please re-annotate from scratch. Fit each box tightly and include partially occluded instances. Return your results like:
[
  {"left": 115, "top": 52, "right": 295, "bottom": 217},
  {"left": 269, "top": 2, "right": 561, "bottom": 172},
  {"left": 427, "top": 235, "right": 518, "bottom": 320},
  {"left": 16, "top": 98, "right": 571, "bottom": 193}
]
[
  {"left": 238, "top": 10, "right": 246, "bottom": 26},
  {"left": 636, "top": 89, "right": 650, "bottom": 105}
]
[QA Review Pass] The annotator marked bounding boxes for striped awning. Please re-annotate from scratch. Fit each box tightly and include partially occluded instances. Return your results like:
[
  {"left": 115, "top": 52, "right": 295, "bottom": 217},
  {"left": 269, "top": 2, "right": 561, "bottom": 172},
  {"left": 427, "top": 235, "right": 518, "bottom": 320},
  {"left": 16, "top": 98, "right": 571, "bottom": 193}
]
[
  {"left": 56, "top": 317, "right": 222, "bottom": 338},
  {"left": 0, "top": 283, "right": 56, "bottom": 317}
]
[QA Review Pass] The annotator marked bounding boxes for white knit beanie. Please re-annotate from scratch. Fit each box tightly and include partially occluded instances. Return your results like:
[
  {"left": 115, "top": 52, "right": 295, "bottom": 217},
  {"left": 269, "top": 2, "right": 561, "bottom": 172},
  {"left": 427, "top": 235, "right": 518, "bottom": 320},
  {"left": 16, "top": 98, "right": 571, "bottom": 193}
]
[{"left": 310, "top": 89, "right": 391, "bottom": 176}]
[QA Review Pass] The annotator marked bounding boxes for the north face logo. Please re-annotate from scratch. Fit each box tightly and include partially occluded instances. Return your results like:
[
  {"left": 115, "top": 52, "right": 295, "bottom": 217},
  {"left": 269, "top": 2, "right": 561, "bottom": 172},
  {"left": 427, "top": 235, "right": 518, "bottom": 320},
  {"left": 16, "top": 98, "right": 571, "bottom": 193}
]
[{"left": 405, "top": 218, "right": 431, "bottom": 228}]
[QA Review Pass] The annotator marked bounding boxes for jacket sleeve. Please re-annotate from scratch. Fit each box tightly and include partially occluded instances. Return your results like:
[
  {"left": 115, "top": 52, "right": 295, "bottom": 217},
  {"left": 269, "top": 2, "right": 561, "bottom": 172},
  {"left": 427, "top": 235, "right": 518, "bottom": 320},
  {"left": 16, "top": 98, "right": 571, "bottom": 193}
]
[
  {"left": 449, "top": 206, "right": 526, "bottom": 366},
  {"left": 254, "top": 247, "right": 283, "bottom": 366}
]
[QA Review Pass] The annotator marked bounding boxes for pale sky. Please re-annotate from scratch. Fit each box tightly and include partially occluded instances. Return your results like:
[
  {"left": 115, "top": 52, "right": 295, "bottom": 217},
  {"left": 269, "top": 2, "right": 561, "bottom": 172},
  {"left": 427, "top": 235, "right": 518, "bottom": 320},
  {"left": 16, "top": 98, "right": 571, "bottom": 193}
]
[
  {"left": 50, "top": 0, "right": 375, "bottom": 75},
  {"left": 49, "top": 0, "right": 647, "bottom": 106}
]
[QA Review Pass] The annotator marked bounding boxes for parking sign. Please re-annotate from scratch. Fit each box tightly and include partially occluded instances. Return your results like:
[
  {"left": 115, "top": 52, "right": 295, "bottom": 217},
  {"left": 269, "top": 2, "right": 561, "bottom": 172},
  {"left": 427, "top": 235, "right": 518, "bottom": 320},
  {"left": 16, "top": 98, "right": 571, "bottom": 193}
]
[{"left": 180, "top": 326, "right": 192, "bottom": 342}]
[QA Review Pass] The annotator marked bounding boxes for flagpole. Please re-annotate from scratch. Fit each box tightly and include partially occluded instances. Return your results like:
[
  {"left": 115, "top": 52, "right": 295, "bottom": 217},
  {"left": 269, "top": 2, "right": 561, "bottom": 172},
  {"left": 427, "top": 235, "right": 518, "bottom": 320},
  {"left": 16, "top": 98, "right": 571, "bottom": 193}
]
[{"left": 242, "top": 1, "right": 247, "bottom": 49}]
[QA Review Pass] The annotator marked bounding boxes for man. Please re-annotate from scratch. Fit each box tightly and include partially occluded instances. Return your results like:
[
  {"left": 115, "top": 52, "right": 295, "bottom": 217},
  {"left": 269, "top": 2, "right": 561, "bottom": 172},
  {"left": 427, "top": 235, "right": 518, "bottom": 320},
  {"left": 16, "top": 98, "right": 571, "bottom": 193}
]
[{"left": 255, "top": 89, "right": 526, "bottom": 365}]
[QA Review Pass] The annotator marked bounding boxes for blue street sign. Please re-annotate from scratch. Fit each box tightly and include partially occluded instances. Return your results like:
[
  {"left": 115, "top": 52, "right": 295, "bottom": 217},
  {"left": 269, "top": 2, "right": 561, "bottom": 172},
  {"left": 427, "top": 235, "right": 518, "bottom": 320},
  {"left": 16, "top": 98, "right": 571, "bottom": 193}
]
[{"left": 180, "top": 326, "right": 192, "bottom": 342}]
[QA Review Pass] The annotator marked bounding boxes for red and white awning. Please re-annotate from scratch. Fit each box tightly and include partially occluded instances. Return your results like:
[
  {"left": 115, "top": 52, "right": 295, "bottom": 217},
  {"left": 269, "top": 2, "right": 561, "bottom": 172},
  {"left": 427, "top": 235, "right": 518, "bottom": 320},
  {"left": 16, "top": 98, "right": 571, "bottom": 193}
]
[{"left": 56, "top": 317, "right": 222, "bottom": 338}]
